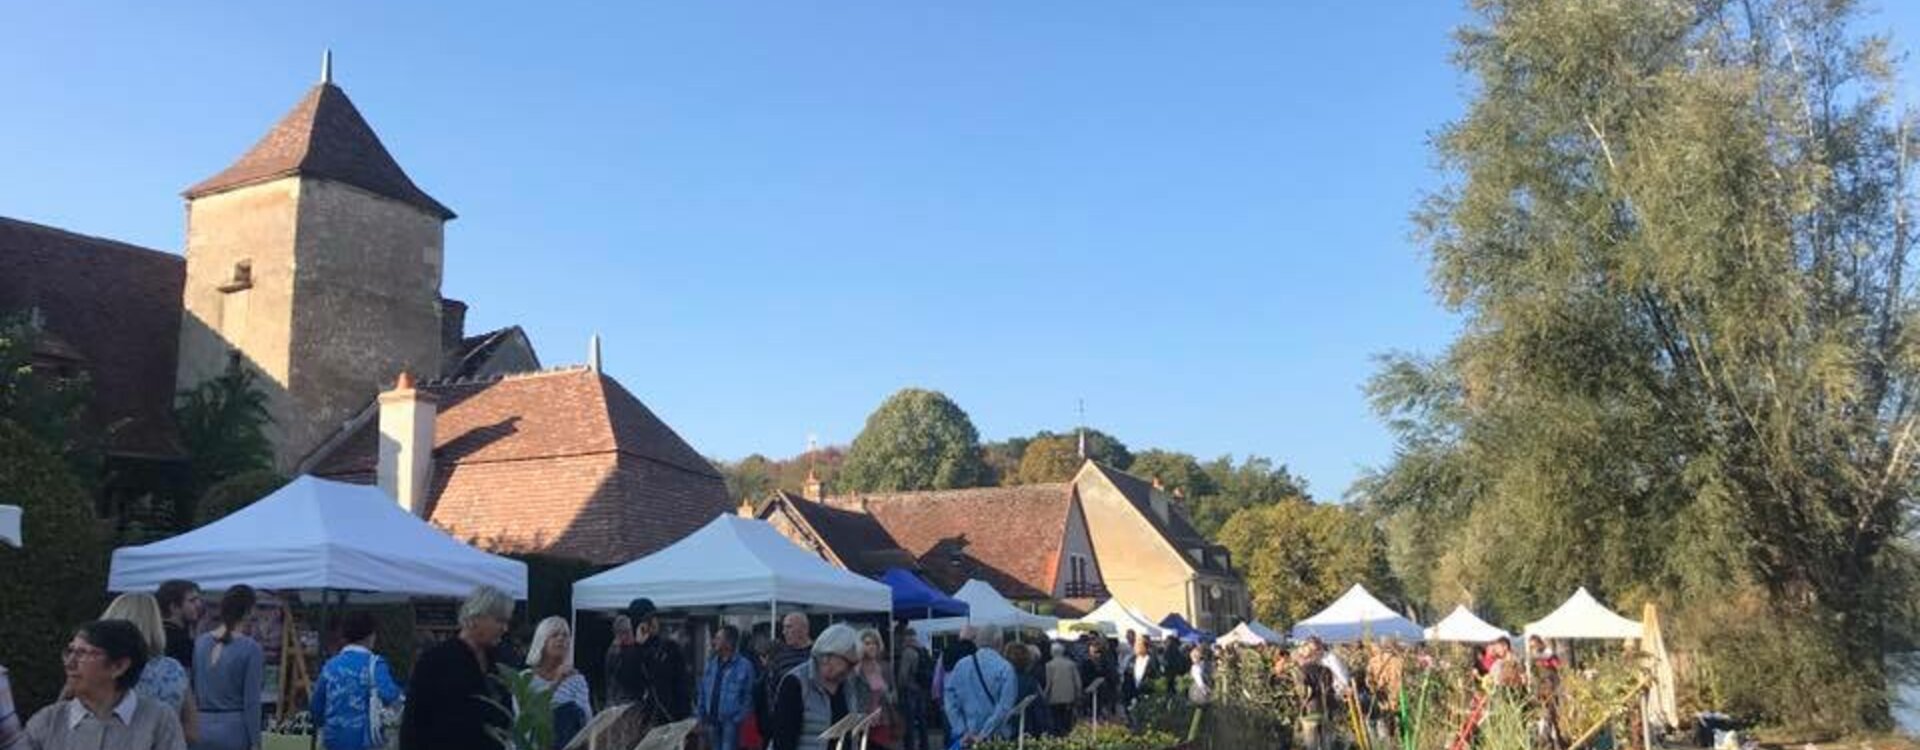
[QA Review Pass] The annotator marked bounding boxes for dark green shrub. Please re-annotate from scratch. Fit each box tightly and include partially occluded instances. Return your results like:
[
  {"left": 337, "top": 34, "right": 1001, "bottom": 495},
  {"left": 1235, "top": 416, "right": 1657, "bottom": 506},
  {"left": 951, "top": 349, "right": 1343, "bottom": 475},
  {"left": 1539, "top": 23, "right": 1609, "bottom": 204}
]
[{"left": 0, "top": 419, "right": 110, "bottom": 713}]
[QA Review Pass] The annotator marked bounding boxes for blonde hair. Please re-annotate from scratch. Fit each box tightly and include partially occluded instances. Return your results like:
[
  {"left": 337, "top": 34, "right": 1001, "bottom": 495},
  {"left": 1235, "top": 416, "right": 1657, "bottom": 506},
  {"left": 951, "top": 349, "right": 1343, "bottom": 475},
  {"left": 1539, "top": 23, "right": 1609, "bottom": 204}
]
[
  {"left": 857, "top": 627, "right": 886, "bottom": 662},
  {"left": 102, "top": 593, "right": 167, "bottom": 659},
  {"left": 527, "top": 616, "right": 573, "bottom": 671}
]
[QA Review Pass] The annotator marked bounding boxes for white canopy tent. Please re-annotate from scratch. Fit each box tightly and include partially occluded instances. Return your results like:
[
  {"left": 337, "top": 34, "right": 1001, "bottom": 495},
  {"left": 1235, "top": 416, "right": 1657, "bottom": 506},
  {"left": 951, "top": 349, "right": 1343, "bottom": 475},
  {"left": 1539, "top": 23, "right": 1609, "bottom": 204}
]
[
  {"left": 1062, "top": 598, "right": 1170, "bottom": 639},
  {"left": 0, "top": 505, "right": 19, "bottom": 548},
  {"left": 1425, "top": 605, "right": 1512, "bottom": 643},
  {"left": 1290, "top": 584, "right": 1425, "bottom": 643},
  {"left": 109, "top": 476, "right": 527, "bottom": 598},
  {"left": 907, "top": 579, "right": 1059, "bottom": 635},
  {"left": 1216, "top": 621, "right": 1286, "bottom": 647},
  {"left": 571, "top": 514, "right": 892, "bottom": 615},
  {"left": 1522, "top": 588, "right": 1642, "bottom": 640}
]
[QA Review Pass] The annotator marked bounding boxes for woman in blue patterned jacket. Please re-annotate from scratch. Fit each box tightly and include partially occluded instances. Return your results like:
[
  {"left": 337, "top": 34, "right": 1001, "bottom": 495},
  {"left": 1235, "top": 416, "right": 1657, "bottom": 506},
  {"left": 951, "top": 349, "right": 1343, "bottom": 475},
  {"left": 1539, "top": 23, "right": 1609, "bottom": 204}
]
[{"left": 310, "top": 612, "right": 403, "bottom": 750}]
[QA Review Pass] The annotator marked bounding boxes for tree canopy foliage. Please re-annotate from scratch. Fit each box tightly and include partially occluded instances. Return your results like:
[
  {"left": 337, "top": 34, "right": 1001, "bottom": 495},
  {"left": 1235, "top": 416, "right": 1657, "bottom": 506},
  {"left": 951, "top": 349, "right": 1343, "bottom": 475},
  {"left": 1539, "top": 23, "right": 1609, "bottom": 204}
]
[
  {"left": 715, "top": 447, "right": 847, "bottom": 502},
  {"left": 174, "top": 359, "right": 274, "bottom": 505},
  {"left": 838, "top": 388, "right": 992, "bottom": 492},
  {"left": 1357, "top": 0, "right": 1920, "bottom": 730},
  {"left": 1216, "top": 499, "right": 1395, "bottom": 625}
]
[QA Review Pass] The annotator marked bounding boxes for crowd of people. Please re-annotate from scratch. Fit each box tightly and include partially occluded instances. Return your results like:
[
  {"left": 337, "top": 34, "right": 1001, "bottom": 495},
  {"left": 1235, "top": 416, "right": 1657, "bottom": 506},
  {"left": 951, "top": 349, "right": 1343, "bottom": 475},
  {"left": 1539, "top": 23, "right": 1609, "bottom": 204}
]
[{"left": 0, "top": 578, "right": 1579, "bottom": 750}]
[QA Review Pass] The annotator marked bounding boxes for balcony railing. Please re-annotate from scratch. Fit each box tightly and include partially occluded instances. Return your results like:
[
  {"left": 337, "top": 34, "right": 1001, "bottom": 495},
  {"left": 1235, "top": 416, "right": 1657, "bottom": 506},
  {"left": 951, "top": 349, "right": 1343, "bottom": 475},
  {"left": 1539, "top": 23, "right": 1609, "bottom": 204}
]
[{"left": 1063, "top": 581, "right": 1109, "bottom": 599}]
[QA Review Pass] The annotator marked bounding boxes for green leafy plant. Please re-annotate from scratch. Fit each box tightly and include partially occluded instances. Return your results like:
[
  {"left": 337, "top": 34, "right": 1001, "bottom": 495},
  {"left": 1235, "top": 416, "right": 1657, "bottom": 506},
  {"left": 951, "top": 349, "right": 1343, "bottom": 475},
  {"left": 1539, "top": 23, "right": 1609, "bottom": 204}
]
[{"left": 480, "top": 664, "right": 554, "bottom": 750}]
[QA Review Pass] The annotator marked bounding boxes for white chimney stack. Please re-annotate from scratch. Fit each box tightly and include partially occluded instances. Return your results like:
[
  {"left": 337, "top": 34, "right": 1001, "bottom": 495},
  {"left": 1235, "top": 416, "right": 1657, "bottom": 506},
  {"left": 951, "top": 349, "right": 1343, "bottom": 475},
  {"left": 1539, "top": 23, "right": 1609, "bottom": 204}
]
[{"left": 377, "top": 372, "right": 438, "bottom": 516}]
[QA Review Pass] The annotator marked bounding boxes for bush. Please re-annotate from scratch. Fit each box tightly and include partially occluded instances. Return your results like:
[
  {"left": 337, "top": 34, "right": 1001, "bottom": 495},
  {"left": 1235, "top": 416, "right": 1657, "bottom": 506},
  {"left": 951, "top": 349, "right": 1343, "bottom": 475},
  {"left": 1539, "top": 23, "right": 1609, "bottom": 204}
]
[
  {"left": 0, "top": 419, "right": 110, "bottom": 713},
  {"left": 192, "top": 469, "right": 287, "bottom": 527}
]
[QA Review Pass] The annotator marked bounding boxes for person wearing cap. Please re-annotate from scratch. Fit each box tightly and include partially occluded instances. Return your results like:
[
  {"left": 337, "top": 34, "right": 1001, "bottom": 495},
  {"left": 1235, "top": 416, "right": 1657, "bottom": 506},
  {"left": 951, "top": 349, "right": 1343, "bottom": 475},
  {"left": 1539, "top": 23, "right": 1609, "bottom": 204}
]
[
  {"left": 768, "top": 624, "right": 868, "bottom": 750},
  {"left": 613, "top": 598, "right": 690, "bottom": 726}
]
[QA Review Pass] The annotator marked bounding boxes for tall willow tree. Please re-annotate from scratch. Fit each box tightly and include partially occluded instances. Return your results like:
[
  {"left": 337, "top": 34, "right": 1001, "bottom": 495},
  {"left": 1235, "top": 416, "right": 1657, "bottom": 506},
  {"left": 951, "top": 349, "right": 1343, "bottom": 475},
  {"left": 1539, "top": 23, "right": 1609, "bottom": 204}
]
[{"left": 1360, "top": 0, "right": 1919, "bottom": 729}]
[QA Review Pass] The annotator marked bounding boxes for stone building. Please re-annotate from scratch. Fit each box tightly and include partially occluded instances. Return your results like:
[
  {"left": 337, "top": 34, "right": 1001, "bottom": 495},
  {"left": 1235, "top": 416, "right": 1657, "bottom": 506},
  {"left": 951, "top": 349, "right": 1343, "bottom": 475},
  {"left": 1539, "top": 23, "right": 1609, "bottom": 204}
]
[
  {"left": 0, "top": 66, "right": 730, "bottom": 564},
  {"left": 756, "top": 460, "right": 1251, "bottom": 632}
]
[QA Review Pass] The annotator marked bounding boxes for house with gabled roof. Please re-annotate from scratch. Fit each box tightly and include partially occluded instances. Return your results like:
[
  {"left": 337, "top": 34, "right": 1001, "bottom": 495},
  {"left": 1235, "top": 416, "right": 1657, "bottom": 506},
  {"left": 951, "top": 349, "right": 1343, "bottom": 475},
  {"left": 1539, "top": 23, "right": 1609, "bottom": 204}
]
[
  {"left": 757, "top": 460, "right": 1252, "bottom": 631},
  {"left": 758, "top": 480, "right": 1110, "bottom": 616}
]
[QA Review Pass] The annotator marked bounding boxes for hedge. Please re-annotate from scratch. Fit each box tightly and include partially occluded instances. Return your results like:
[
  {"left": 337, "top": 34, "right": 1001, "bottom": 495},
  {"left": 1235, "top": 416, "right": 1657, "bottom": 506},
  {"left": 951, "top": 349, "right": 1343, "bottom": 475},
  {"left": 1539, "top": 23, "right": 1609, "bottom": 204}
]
[{"left": 0, "top": 418, "right": 110, "bottom": 713}]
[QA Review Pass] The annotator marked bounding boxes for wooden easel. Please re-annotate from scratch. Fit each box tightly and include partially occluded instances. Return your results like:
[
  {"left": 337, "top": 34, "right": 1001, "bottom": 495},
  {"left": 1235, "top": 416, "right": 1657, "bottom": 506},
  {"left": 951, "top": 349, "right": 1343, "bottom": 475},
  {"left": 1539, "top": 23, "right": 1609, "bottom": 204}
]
[{"left": 275, "top": 603, "right": 313, "bottom": 723}]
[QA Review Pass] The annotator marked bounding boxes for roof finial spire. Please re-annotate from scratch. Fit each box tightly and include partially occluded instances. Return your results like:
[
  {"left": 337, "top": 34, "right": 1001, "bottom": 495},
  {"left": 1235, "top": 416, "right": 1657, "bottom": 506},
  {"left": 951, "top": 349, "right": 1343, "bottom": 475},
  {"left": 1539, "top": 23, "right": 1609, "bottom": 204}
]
[
  {"left": 320, "top": 48, "right": 333, "bottom": 85},
  {"left": 588, "top": 334, "right": 603, "bottom": 372}
]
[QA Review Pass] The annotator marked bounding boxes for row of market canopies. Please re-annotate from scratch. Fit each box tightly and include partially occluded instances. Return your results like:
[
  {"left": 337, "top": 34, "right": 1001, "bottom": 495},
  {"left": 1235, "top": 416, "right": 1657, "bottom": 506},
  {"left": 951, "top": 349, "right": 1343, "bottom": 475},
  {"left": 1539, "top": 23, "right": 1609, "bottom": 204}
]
[{"left": 100, "top": 477, "right": 1652, "bottom": 654}]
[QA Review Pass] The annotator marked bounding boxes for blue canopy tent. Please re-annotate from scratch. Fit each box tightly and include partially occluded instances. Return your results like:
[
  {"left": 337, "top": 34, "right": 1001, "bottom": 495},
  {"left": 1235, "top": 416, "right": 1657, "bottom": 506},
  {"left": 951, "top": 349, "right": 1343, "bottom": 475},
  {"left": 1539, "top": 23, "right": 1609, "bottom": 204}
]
[
  {"left": 1159, "top": 613, "right": 1213, "bottom": 643},
  {"left": 878, "top": 568, "right": 971, "bottom": 619}
]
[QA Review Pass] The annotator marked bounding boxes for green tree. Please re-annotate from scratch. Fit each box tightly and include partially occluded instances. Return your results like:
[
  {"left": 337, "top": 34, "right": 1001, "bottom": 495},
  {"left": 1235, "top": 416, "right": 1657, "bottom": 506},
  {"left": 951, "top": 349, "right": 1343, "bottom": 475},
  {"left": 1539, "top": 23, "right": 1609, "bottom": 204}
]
[
  {"left": 173, "top": 359, "right": 273, "bottom": 504},
  {"left": 1129, "top": 450, "right": 1219, "bottom": 498},
  {"left": 0, "top": 311, "right": 100, "bottom": 479},
  {"left": 193, "top": 469, "right": 290, "bottom": 527},
  {"left": 838, "top": 388, "right": 991, "bottom": 492},
  {"left": 1190, "top": 456, "right": 1309, "bottom": 538},
  {"left": 0, "top": 419, "right": 109, "bottom": 712},
  {"left": 1013, "top": 436, "right": 1083, "bottom": 484},
  {"left": 982, "top": 438, "right": 1028, "bottom": 485},
  {"left": 1217, "top": 500, "right": 1395, "bottom": 625},
  {"left": 1361, "top": 0, "right": 1920, "bottom": 729}
]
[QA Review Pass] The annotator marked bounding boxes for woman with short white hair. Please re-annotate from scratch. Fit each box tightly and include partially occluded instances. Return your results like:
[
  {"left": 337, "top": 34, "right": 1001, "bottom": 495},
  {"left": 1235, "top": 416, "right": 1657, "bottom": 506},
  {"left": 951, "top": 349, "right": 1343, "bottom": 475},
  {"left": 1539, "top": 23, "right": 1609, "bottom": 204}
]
[
  {"left": 523, "top": 617, "right": 592, "bottom": 749},
  {"left": 398, "top": 586, "right": 514, "bottom": 749},
  {"left": 768, "top": 623, "right": 871, "bottom": 750}
]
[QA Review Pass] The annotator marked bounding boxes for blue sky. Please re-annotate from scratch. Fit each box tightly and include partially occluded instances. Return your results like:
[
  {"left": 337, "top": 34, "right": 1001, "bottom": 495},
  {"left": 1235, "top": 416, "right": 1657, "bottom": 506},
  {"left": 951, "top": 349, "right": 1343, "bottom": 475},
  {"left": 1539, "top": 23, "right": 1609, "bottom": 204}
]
[{"left": 5, "top": 2, "right": 1919, "bottom": 498}]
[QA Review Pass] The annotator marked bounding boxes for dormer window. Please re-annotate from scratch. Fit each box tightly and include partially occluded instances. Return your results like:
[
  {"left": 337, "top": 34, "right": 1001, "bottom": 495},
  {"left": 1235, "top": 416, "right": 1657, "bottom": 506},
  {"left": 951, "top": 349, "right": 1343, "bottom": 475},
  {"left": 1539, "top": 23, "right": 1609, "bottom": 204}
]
[{"left": 218, "top": 260, "right": 253, "bottom": 293}]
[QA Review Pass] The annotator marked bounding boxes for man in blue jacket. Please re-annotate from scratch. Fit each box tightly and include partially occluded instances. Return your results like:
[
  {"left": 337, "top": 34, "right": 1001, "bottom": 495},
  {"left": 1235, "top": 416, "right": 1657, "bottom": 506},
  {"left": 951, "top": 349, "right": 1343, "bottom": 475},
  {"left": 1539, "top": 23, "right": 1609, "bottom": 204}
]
[
  {"left": 943, "top": 626, "right": 1018, "bottom": 747},
  {"left": 697, "top": 624, "right": 756, "bottom": 750}
]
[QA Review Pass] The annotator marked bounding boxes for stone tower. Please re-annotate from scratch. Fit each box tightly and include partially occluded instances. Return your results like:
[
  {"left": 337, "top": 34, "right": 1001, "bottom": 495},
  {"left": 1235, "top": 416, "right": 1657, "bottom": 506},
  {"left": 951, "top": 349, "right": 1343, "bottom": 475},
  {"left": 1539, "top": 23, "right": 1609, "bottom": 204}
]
[{"left": 177, "top": 67, "right": 454, "bottom": 471}]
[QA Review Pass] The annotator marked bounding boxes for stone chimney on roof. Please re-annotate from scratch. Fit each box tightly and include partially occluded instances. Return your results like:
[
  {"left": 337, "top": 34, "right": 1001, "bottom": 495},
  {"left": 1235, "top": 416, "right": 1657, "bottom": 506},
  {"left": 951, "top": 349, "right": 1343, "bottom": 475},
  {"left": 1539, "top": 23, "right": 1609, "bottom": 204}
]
[
  {"left": 803, "top": 468, "right": 825, "bottom": 501},
  {"left": 378, "top": 372, "right": 438, "bottom": 517}
]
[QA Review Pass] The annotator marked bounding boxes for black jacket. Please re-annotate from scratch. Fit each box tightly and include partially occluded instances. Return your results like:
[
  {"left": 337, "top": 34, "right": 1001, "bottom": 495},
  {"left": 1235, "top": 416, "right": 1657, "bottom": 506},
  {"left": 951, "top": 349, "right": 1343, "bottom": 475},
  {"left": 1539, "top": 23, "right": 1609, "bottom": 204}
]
[
  {"left": 615, "top": 636, "right": 691, "bottom": 724},
  {"left": 1120, "top": 654, "right": 1165, "bottom": 704},
  {"left": 400, "top": 637, "right": 512, "bottom": 750}
]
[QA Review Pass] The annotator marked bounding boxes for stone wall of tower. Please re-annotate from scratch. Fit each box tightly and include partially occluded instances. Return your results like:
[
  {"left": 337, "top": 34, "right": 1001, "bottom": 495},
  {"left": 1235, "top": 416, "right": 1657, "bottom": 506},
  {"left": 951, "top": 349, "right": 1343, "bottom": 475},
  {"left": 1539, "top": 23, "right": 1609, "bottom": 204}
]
[
  {"left": 286, "top": 179, "right": 445, "bottom": 470},
  {"left": 178, "top": 176, "right": 445, "bottom": 471},
  {"left": 177, "top": 177, "right": 303, "bottom": 463}
]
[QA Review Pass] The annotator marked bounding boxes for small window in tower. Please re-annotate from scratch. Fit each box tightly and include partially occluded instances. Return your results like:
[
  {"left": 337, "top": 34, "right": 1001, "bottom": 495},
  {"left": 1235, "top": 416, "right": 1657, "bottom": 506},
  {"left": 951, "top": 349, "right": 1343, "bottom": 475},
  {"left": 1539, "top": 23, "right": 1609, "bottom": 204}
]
[{"left": 219, "top": 260, "right": 253, "bottom": 293}]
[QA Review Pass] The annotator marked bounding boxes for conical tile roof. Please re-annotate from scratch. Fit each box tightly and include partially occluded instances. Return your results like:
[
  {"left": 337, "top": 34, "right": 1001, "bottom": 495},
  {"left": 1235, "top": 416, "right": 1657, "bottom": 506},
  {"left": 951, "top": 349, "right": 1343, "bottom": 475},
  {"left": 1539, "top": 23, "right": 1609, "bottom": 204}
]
[{"left": 186, "top": 83, "right": 453, "bottom": 219}]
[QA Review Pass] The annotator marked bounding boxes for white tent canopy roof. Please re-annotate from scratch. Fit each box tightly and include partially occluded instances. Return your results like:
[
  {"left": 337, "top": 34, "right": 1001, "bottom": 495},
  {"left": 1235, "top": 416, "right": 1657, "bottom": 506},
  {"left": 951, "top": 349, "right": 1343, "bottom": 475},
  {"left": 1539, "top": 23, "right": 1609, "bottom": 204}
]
[
  {"left": 1290, "top": 584, "right": 1425, "bottom": 643},
  {"left": 908, "top": 579, "right": 1059, "bottom": 635},
  {"left": 1067, "top": 598, "right": 1169, "bottom": 639},
  {"left": 572, "top": 515, "right": 892, "bottom": 615},
  {"left": 1217, "top": 621, "right": 1286, "bottom": 647},
  {"left": 0, "top": 505, "right": 19, "bottom": 548},
  {"left": 1523, "top": 587, "right": 1643, "bottom": 640},
  {"left": 1424, "top": 605, "right": 1512, "bottom": 643},
  {"left": 109, "top": 476, "right": 527, "bottom": 598}
]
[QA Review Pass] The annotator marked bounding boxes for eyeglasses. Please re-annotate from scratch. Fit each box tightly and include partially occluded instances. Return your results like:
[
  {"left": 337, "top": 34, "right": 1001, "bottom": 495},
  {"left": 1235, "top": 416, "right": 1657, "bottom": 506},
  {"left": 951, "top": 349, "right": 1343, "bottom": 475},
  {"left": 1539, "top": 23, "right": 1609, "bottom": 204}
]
[{"left": 62, "top": 646, "right": 107, "bottom": 664}]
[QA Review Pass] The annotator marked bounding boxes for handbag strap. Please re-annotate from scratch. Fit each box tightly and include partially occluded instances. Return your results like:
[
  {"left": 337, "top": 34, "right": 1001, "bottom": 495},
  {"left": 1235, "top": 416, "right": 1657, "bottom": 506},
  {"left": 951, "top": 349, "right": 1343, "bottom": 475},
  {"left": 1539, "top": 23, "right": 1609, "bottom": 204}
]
[{"left": 970, "top": 656, "right": 998, "bottom": 705}]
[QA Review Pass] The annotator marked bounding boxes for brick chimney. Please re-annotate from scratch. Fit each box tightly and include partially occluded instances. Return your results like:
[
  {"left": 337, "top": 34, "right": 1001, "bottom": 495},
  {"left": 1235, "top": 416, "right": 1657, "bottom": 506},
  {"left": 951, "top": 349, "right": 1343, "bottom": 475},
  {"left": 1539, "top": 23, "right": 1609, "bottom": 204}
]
[
  {"left": 803, "top": 468, "right": 825, "bottom": 501},
  {"left": 378, "top": 372, "right": 438, "bottom": 516}
]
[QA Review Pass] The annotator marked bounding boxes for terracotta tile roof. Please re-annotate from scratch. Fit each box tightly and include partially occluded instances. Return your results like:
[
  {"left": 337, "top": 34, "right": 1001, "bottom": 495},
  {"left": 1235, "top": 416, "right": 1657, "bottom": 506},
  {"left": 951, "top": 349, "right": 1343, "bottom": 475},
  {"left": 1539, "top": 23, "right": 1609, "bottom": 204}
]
[
  {"left": 811, "top": 484, "right": 1076, "bottom": 601},
  {"left": 185, "top": 83, "right": 454, "bottom": 219},
  {"left": 1087, "top": 463, "right": 1233, "bottom": 573},
  {"left": 772, "top": 491, "right": 913, "bottom": 574},
  {"left": 0, "top": 216, "right": 185, "bottom": 457},
  {"left": 309, "top": 367, "right": 731, "bottom": 564}
]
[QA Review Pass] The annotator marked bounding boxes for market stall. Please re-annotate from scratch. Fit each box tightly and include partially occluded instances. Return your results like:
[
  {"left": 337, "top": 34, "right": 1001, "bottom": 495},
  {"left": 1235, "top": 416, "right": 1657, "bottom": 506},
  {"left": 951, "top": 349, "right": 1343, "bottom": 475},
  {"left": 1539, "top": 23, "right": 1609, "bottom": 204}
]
[
  {"left": 572, "top": 514, "right": 893, "bottom": 615},
  {"left": 1522, "top": 587, "right": 1641, "bottom": 640},
  {"left": 1061, "top": 598, "right": 1170, "bottom": 639},
  {"left": 1159, "top": 613, "right": 1213, "bottom": 642},
  {"left": 878, "top": 567, "right": 970, "bottom": 619},
  {"left": 1216, "top": 621, "right": 1286, "bottom": 647},
  {"left": 906, "top": 579, "right": 1059, "bottom": 635},
  {"left": 1289, "top": 583, "right": 1425, "bottom": 643},
  {"left": 1424, "top": 604, "right": 1511, "bottom": 643}
]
